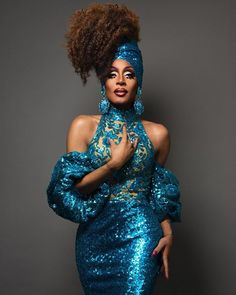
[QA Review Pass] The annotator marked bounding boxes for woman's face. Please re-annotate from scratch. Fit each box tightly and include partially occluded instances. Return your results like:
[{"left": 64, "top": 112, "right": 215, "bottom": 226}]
[{"left": 104, "top": 59, "right": 138, "bottom": 109}]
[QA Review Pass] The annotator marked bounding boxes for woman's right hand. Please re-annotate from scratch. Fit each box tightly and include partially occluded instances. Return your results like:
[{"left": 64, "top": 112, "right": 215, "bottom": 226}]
[{"left": 107, "top": 124, "right": 139, "bottom": 171}]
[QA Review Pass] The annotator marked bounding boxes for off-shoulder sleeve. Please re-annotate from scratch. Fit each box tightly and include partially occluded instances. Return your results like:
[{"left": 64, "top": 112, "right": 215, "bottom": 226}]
[
  {"left": 149, "top": 162, "right": 182, "bottom": 223},
  {"left": 46, "top": 151, "right": 110, "bottom": 224}
]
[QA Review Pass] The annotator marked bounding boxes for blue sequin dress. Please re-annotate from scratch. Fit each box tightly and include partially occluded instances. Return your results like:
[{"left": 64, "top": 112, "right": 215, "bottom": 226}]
[{"left": 47, "top": 104, "right": 181, "bottom": 295}]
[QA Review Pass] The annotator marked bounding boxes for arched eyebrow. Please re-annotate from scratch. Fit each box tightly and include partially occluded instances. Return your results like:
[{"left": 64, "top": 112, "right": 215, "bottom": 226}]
[{"left": 110, "top": 66, "right": 134, "bottom": 72}]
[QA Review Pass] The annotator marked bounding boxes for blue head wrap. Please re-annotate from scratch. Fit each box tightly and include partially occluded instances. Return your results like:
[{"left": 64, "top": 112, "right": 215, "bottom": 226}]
[{"left": 101, "top": 39, "right": 143, "bottom": 88}]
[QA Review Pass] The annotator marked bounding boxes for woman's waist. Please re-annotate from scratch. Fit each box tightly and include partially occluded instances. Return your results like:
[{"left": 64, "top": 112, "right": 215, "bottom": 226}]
[
  {"left": 107, "top": 188, "right": 149, "bottom": 203},
  {"left": 107, "top": 177, "right": 151, "bottom": 200}
]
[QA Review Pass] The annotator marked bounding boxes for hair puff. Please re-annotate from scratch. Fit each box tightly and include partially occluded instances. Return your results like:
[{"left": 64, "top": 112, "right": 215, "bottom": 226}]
[{"left": 64, "top": 3, "right": 141, "bottom": 84}]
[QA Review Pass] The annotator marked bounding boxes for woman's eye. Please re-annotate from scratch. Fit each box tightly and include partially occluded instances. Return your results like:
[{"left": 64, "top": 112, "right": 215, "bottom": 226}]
[
  {"left": 107, "top": 71, "right": 135, "bottom": 79},
  {"left": 124, "top": 72, "right": 135, "bottom": 79},
  {"left": 107, "top": 72, "right": 117, "bottom": 79}
]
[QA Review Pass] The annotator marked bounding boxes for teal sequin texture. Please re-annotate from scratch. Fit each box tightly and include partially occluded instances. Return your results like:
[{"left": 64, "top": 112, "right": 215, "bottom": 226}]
[{"left": 46, "top": 103, "right": 181, "bottom": 294}]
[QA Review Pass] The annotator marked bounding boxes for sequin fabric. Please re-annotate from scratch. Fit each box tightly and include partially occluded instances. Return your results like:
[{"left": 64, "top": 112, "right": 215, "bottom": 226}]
[
  {"left": 46, "top": 151, "right": 111, "bottom": 223},
  {"left": 46, "top": 103, "right": 181, "bottom": 294}
]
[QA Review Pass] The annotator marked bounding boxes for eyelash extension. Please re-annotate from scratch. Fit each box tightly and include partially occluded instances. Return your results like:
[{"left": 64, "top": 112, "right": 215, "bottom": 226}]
[
  {"left": 107, "top": 73, "right": 116, "bottom": 78},
  {"left": 107, "top": 72, "right": 136, "bottom": 79},
  {"left": 126, "top": 72, "right": 135, "bottom": 79}
]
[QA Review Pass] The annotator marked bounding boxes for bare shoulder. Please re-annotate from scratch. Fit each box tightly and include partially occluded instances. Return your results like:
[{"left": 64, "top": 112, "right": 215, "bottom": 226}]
[
  {"left": 70, "top": 114, "right": 101, "bottom": 130},
  {"left": 141, "top": 119, "right": 170, "bottom": 165},
  {"left": 66, "top": 114, "right": 101, "bottom": 153},
  {"left": 142, "top": 119, "right": 168, "bottom": 134},
  {"left": 141, "top": 119, "right": 169, "bottom": 148}
]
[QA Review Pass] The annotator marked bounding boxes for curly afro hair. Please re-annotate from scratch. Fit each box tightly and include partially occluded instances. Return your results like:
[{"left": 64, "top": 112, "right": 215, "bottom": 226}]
[{"left": 64, "top": 3, "right": 141, "bottom": 85}]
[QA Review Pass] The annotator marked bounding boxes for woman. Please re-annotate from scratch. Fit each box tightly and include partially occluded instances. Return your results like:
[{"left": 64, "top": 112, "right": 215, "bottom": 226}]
[{"left": 47, "top": 3, "right": 181, "bottom": 295}]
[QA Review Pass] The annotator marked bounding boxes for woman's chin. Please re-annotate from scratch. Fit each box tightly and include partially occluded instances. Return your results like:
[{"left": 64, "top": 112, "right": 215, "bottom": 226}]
[{"left": 109, "top": 97, "right": 134, "bottom": 106}]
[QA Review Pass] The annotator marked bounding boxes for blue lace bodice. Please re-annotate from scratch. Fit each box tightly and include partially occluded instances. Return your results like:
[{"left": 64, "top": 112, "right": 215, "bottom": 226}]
[
  {"left": 46, "top": 103, "right": 182, "bottom": 224},
  {"left": 87, "top": 104, "right": 156, "bottom": 202}
]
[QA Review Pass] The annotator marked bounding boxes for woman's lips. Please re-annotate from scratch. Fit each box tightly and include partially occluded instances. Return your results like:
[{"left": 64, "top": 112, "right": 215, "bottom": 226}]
[{"left": 114, "top": 90, "right": 128, "bottom": 97}]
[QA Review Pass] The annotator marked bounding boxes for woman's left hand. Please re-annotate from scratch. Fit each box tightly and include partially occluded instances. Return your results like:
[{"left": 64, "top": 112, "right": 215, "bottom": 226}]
[{"left": 151, "top": 234, "right": 173, "bottom": 279}]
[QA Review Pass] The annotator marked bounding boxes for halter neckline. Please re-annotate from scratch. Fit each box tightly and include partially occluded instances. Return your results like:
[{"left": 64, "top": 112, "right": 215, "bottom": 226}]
[{"left": 104, "top": 103, "right": 140, "bottom": 124}]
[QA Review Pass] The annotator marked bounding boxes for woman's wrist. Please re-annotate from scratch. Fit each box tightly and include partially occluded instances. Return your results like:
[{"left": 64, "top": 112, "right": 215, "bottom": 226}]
[
  {"left": 160, "top": 217, "right": 173, "bottom": 237},
  {"left": 106, "top": 160, "right": 117, "bottom": 172},
  {"left": 164, "top": 232, "right": 173, "bottom": 237},
  {"left": 106, "top": 159, "right": 122, "bottom": 171}
]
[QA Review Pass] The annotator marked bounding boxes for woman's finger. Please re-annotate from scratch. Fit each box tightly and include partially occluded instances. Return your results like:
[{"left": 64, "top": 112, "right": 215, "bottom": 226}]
[
  {"left": 152, "top": 239, "right": 164, "bottom": 255},
  {"left": 122, "top": 124, "right": 127, "bottom": 141},
  {"left": 162, "top": 254, "right": 169, "bottom": 279}
]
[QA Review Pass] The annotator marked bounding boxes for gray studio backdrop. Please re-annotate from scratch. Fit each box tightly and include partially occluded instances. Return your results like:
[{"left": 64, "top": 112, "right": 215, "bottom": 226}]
[{"left": 1, "top": 0, "right": 235, "bottom": 294}]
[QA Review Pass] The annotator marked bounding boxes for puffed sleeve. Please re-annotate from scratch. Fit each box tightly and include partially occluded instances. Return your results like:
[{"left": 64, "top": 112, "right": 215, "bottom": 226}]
[
  {"left": 149, "top": 162, "right": 182, "bottom": 223},
  {"left": 46, "top": 151, "right": 110, "bottom": 224}
]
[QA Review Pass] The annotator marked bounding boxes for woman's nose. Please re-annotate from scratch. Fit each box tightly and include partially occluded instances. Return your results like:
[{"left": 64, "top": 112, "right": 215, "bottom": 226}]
[{"left": 116, "top": 77, "right": 126, "bottom": 85}]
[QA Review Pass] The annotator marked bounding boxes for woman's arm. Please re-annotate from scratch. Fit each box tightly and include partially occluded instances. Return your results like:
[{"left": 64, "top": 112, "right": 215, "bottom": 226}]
[
  {"left": 66, "top": 115, "right": 138, "bottom": 196},
  {"left": 150, "top": 122, "right": 176, "bottom": 279},
  {"left": 151, "top": 122, "right": 173, "bottom": 235},
  {"left": 66, "top": 115, "right": 116, "bottom": 196},
  {"left": 75, "top": 161, "right": 116, "bottom": 195}
]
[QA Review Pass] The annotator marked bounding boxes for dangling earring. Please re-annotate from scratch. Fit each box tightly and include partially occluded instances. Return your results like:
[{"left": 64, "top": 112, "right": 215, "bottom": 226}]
[
  {"left": 134, "top": 86, "right": 144, "bottom": 115},
  {"left": 98, "top": 84, "right": 110, "bottom": 114}
]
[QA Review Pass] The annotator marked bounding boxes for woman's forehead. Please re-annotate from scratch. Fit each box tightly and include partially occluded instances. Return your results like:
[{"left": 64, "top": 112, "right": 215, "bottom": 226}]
[{"left": 111, "top": 59, "right": 133, "bottom": 69}]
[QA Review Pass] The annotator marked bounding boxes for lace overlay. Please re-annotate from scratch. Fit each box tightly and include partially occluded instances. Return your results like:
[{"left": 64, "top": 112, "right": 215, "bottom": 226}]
[{"left": 88, "top": 104, "right": 155, "bottom": 202}]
